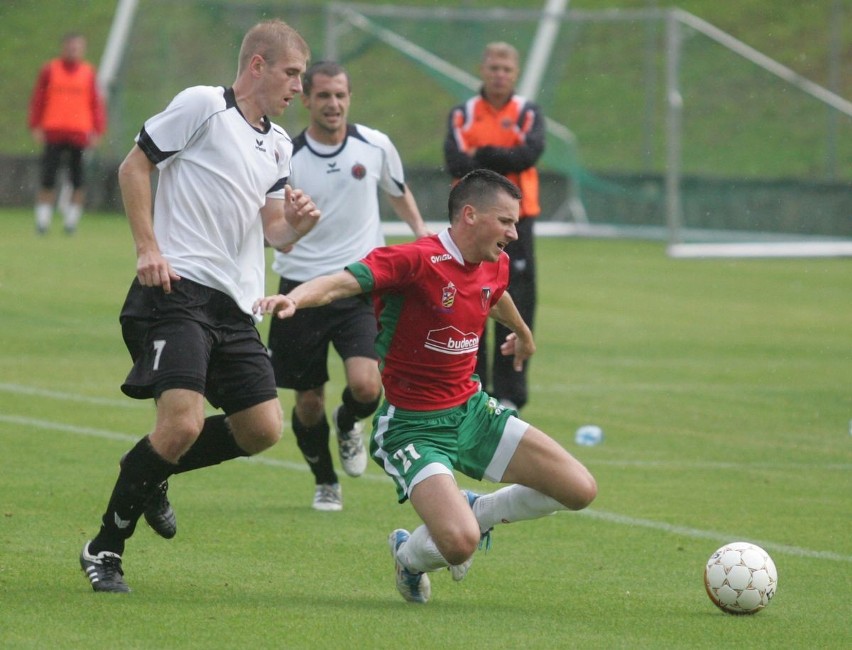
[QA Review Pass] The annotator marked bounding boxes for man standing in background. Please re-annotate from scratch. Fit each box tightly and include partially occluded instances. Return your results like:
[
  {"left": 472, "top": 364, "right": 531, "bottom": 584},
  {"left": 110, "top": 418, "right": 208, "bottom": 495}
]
[
  {"left": 29, "top": 32, "right": 107, "bottom": 235},
  {"left": 444, "top": 42, "right": 545, "bottom": 411},
  {"left": 268, "top": 61, "right": 429, "bottom": 512}
]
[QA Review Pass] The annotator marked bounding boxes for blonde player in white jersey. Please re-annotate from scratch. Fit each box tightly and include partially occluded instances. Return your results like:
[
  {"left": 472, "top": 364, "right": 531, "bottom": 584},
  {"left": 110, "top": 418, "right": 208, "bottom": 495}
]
[
  {"left": 79, "top": 20, "right": 320, "bottom": 593},
  {"left": 268, "top": 61, "right": 430, "bottom": 512}
]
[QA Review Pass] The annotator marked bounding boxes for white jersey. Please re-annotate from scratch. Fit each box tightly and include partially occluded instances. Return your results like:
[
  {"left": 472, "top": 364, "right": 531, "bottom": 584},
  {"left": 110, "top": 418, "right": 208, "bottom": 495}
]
[
  {"left": 136, "top": 85, "right": 293, "bottom": 318},
  {"left": 271, "top": 124, "right": 406, "bottom": 282}
]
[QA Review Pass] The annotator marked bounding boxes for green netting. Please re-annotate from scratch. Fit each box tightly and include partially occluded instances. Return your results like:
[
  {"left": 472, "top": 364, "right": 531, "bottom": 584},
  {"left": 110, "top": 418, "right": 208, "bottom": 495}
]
[
  {"left": 104, "top": 0, "right": 328, "bottom": 159},
  {"left": 108, "top": 2, "right": 851, "bottom": 241},
  {"left": 679, "top": 23, "right": 852, "bottom": 180},
  {"left": 333, "top": 6, "right": 850, "bottom": 239}
]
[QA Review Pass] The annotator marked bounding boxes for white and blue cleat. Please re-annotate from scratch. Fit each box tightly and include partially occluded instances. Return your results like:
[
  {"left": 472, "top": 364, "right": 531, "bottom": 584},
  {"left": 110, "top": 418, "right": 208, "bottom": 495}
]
[
  {"left": 461, "top": 489, "right": 493, "bottom": 550},
  {"left": 388, "top": 529, "right": 431, "bottom": 604}
]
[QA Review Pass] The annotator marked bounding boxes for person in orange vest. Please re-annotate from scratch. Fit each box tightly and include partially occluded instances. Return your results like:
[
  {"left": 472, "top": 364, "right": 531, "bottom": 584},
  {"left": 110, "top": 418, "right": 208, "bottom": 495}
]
[
  {"left": 444, "top": 42, "right": 545, "bottom": 411},
  {"left": 28, "top": 33, "right": 107, "bottom": 235}
]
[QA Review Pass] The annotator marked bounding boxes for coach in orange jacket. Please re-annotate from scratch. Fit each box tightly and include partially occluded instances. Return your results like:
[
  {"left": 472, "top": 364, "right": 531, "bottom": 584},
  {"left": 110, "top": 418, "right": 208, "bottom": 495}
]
[
  {"left": 29, "top": 32, "right": 107, "bottom": 235},
  {"left": 443, "top": 41, "right": 545, "bottom": 411}
]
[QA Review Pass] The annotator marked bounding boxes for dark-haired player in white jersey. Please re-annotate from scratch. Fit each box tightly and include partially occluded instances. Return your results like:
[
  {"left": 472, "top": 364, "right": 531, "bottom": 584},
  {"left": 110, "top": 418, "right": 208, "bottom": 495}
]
[
  {"left": 255, "top": 169, "right": 596, "bottom": 605},
  {"left": 268, "top": 61, "right": 430, "bottom": 512},
  {"left": 79, "top": 19, "right": 320, "bottom": 593}
]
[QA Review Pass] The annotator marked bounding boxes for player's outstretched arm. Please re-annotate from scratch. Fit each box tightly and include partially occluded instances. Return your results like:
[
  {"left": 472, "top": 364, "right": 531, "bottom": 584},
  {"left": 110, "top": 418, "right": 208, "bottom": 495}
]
[
  {"left": 489, "top": 291, "right": 535, "bottom": 371},
  {"left": 253, "top": 270, "right": 363, "bottom": 319}
]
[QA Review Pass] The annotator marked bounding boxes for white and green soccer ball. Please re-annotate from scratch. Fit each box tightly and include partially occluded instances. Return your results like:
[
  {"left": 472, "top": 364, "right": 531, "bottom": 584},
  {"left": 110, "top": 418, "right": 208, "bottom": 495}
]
[{"left": 704, "top": 542, "right": 778, "bottom": 615}]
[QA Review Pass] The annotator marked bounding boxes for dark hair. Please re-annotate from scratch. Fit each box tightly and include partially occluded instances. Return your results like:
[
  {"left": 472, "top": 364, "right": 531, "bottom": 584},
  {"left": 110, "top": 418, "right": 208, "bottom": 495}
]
[
  {"left": 447, "top": 169, "right": 522, "bottom": 222},
  {"left": 303, "top": 61, "right": 350, "bottom": 96}
]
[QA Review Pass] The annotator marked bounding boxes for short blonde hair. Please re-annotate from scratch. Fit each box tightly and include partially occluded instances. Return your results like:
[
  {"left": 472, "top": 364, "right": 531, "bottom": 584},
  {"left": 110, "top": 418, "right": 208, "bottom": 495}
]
[
  {"left": 238, "top": 19, "right": 310, "bottom": 74},
  {"left": 482, "top": 42, "right": 520, "bottom": 65}
]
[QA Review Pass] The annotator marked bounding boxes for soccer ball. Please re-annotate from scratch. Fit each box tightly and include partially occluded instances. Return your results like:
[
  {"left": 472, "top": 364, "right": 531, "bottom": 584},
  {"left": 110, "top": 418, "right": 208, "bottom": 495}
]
[{"left": 704, "top": 542, "right": 778, "bottom": 614}]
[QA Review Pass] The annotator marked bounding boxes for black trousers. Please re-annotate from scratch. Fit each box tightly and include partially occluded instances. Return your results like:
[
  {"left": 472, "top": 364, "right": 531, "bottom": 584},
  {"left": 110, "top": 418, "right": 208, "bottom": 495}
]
[
  {"left": 40, "top": 142, "right": 85, "bottom": 189},
  {"left": 476, "top": 216, "right": 536, "bottom": 409}
]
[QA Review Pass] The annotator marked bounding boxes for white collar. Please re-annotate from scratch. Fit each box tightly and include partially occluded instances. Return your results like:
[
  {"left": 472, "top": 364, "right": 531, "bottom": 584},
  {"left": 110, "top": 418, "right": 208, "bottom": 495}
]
[{"left": 438, "top": 228, "right": 466, "bottom": 265}]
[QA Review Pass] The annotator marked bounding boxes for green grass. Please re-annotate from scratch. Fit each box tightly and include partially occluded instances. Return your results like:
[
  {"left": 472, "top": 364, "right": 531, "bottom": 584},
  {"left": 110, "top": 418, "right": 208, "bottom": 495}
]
[{"left": 0, "top": 209, "right": 850, "bottom": 648}]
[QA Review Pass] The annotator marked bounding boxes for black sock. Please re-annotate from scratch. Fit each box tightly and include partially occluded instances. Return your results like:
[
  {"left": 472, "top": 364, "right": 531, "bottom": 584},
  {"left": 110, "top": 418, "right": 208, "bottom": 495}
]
[
  {"left": 336, "top": 387, "right": 381, "bottom": 433},
  {"left": 90, "top": 436, "right": 175, "bottom": 555},
  {"left": 292, "top": 409, "right": 337, "bottom": 485},
  {"left": 172, "top": 414, "right": 249, "bottom": 474}
]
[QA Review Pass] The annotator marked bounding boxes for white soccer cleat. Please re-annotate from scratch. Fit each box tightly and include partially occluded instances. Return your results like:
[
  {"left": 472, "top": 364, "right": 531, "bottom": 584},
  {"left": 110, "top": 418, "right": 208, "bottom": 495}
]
[
  {"left": 312, "top": 483, "right": 342, "bottom": 512},
  {"left": 461, "top": 489, "right": 493, "bottom": 550},
  {"left": 448, "top": 557, "right": 474, "bottom": 582},
  {"left": 333, "top": 406, "right": 368, "bottom": 477},
  {"left": 388, "top": 529, "right": 431, "bottom": 604}
]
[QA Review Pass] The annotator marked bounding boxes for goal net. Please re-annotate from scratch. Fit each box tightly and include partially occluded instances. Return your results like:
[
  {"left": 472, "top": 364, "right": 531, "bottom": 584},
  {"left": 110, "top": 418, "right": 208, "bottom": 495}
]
[
  {"left": 105, "top": 1, "right": 852, "bottom": 257},
  {"left": 325, "top": 4, "right": 852, "bottom": 257}
]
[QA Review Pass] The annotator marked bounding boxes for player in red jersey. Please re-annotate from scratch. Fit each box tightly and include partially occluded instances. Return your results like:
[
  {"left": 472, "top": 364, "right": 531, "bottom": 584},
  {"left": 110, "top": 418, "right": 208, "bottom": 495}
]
[{"left": 254, "top": 169, "right": 597, "bottom": 604}]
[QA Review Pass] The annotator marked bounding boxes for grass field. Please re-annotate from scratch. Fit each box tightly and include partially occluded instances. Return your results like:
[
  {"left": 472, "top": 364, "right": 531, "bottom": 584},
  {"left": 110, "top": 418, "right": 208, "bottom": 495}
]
[{"left": 1, "top": 208, "right": 850, "bottom": 649}]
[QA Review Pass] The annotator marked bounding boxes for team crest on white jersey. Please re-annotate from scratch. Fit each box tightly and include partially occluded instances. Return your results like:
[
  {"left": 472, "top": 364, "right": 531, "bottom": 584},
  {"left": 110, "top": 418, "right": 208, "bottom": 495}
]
[
  {"left": 351, "top": 163, "right": 367, "bottom": 180},
  {"left": 425, "top": 326, "right": 479, "bottom": 355}
]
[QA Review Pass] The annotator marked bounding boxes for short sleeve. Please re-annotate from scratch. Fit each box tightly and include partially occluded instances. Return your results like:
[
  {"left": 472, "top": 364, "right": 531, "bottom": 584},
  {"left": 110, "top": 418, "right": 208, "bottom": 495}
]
[{"left": 136, "top": 86, "right": 224, "bottom": 168}]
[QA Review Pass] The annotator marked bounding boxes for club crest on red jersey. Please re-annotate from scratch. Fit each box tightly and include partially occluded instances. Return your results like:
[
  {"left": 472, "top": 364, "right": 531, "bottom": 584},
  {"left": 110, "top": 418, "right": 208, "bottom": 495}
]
[
  {"left": 480, "top": 287, "right": 492, "bottom": 310},
  {"left": 441, "top": 281, "right": 457, "bottom": 308}
]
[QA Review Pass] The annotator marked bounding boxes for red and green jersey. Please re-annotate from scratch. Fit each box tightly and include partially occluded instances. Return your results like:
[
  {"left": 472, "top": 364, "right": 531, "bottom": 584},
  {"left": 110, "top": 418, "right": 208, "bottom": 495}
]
[{"left": 346, "top": 230, "right": 509, "bottom": 410}]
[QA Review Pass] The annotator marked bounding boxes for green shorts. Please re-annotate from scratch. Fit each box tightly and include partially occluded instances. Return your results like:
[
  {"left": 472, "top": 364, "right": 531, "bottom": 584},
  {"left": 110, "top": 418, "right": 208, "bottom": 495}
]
[{"left": 369, "top": 391, "right": 529, "bottom": 503}]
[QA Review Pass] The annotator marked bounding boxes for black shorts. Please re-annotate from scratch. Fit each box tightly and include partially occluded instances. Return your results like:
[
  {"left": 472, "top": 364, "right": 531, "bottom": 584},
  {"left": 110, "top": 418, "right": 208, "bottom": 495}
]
[
  {"left": 267, "top": 277, "right": 379, "bottom": 391},
  {"left": 119, "top": 277, "right": 278, "bottom": 414},
  {"left": 41, "top": 142, "right": 85, "bottom": 189}
]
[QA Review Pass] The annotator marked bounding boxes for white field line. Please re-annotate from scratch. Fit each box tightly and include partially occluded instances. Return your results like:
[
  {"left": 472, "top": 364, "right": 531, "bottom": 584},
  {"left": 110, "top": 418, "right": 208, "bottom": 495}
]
[
  {"left": 0, "top": 414, "right": 304, "bottom": 470},
  {"left": 2, "top": 412, "right": 849, "bottom": 564},
  {"left": 527, "top": 381, "right": 832, "bottom": 396},
  {"left": 576, "top": 510, "right": 852, "bottom": 563},
  {"left": 0, "top": 382, "right": 148, "bottom": 409},
  {"left": 591, "top": 459, "right": 852, "bottom": 471}
]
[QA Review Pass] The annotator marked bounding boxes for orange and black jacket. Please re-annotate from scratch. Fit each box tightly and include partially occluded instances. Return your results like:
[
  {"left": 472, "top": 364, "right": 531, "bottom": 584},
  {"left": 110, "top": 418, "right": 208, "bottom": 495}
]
[{"left": 444, "top": 90, "right": 545, "bottom": 218}]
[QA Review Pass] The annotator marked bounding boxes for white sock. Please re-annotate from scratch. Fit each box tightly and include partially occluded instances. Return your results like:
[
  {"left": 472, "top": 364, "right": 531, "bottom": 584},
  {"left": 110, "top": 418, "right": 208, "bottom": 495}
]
[
  {"left": 397, "top": 525, "right": 448, "bottom": 573},
  {"left": 472, "top": 484, "right": 565, "bottom": 531},
  {"left": 63, "top": 203, "right": 83, "bottom": 231},
  {"left": 35, "top": 203, "right": 53, "bottom": 231}
]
